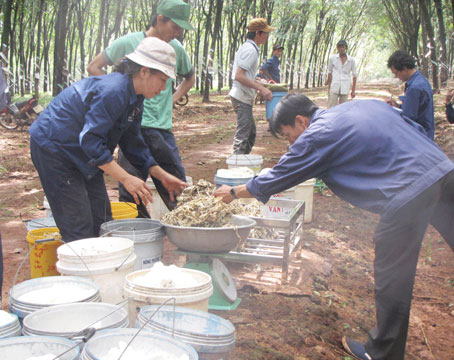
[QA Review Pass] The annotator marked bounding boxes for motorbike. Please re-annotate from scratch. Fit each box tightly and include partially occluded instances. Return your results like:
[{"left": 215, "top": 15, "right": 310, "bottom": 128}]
[{"left": 0, "top": 95, "right": 44, "bottom": 130}]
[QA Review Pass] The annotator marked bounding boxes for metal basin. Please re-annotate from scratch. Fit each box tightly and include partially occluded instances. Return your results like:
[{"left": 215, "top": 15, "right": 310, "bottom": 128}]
[{"left": 161, "top": 215, "right": 256, "bottom": 253}]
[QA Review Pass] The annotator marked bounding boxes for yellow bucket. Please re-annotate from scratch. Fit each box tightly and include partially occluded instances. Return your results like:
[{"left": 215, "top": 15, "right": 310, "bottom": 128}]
[
  {"left": 111, "top": 202, "right": 138, "bottom": 220},
  {"left": 26, "top": 227, "right": 63, "bottom": 279}
]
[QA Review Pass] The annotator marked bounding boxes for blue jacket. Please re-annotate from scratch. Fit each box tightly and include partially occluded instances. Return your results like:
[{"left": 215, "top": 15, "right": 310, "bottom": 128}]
[
  {"left": 401, "top": 70, "right": 434, "bottom": 140},
  {"left": 30, "top": 73, "right": 157, "bottom": 180},
  {"left": 247, "top": 100, "right": 453, "bottom": 217},
  {"left": 260, "top": 56, "right": 281, "bottom": 83}
]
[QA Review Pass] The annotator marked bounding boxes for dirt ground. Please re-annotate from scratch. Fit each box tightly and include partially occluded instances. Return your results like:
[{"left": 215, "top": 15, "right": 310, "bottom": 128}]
[{"left": 1, "top": 82, "right": 454, "bottom": 359}]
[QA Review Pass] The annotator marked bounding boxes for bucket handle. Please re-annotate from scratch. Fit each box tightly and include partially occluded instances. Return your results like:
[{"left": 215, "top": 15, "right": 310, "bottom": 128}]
[
  {"left": 52, "top": 327, "right": 97, "bottom": 360},
  {"left": 117, "top": 297, "right": 177, "bottom": 360},
  {"left": 115, "top": 248, "right": 135, "bottom": 272},
  {"left": 52, "top": 298, "right": 130, "bottom": 360},
  {"left": 66, "top": 298, "right": 130, "bottom": 339},
  {"left": 11, "top": 237, "right": 64, "bottom": 296}
]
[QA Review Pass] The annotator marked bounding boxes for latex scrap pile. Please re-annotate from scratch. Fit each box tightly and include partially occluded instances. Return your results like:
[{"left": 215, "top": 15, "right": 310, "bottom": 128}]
[
  {"left": 161, "top": 180, "right": 280, "bottom": 240},
  {"left": 162, "top": 180, "right": 239, "bottom": 227}
]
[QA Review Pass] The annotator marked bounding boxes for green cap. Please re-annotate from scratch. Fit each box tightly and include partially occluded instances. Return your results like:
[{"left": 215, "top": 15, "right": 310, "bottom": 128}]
[{"left": 157, "top": 0, "right": 194, "bottom": 31}]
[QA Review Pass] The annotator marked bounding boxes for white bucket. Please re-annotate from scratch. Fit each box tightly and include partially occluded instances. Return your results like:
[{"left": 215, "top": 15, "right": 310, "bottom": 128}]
[
  {"left": 269, "top": 178, "right": 316, "bottom": 223},
  {"left": 100, "top": 219, "right": 166, "bottom": 270},
  {"left": 8, "top": 276, "right": 101, "bottom": 321},
  {"left": 138, "top": 305, "right": 235, "bottom": 360},
  {"left": 22, "top": 302, "right": 129, "bottom": 342},
  {"left": 0, "top": 335, "right": 80, "bottom": 360},
  {"left": 226, "top": 154, "right": 263, "bottom": 174},
  {"left": 43, "top": 196, "right": 52, "bottom": 217},
  {"left": 56, "top": 237, "right": 136, "bottom": 304},
  {"left": 124, "top": 267, "right": 213, "bottom": 325},
  {"left": 80, "top": 328, "right": 198, "bottom": 360},
  {"left": 214, "top": 168, "right": 254, "bottom": 188},
  {"left": 293, "top": 178, "right": 316, "bottom": 223},
  {"left": 0, "top": 311, "right": 21, "bottom": 339}
]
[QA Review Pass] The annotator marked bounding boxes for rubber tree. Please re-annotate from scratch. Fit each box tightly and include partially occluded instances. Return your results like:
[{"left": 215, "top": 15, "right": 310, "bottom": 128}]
[
  {"left": 53, "top": 0, "right": 69, "bottom": 95},
  {"left": 434, "top": 0, "right": 448, "bottom": 85},
  {"left": 382, "top": 0, "right": 420, "bottom": 57},
  {"left": 419, "top": 0, "right": 439, "bottom": 92}
]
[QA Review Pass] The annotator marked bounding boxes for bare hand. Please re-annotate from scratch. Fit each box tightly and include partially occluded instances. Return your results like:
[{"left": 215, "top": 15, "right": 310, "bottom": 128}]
[
  {"left": 351, "top": 90, "right": 356, "bottom": 99},
  {"left": 213, "top": 185, "right": 233, "bottom": 204},
  {"left": 160, "top": 173, "right": 188, "bottom": 202},
  {"left": 122, "top": 175, "right": 153, "bottom": 205},
  {"left": 386, "top": 99, "right": 398, "bottom": 107},
  {"left": 261, "top": 87, "right": 273, "bottom": 101}
]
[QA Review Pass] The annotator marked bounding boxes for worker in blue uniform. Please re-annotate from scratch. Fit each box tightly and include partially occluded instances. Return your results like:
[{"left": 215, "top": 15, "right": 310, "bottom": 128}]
[
  {"left": 215, "top": 93, "right": 454, "bottom": 360},
  {"left": 30, "top": 38, "right": 188, "bottom": 242}
]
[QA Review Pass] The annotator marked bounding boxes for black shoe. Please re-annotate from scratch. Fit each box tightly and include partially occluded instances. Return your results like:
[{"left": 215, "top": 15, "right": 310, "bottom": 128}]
[{"left": 342, "top": 336, "right": 373, "bottom": 360}]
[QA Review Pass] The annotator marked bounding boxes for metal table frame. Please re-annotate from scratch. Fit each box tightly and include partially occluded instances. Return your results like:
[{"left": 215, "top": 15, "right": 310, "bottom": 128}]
[{"left": 207, "top": 198, "right": 305, "bottom": 283}]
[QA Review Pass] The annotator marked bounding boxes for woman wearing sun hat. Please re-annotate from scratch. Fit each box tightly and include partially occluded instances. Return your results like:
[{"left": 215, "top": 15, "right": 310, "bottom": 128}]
[{"left": 29, "top": 37, "right": 188, "bottom": 242}]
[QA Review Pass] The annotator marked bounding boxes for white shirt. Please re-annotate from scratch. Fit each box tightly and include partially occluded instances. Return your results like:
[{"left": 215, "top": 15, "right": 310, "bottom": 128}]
[
  {"left": 328, "top": 54, "right": 358, "bottom": 95},
  {"left": 229, "top": 40, "right": 260, "bottom": 105}
]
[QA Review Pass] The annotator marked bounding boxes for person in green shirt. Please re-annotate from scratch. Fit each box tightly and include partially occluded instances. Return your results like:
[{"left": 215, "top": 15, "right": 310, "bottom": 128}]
[{"left": 88, "top": 0, "right": 194, "bottom": 214}]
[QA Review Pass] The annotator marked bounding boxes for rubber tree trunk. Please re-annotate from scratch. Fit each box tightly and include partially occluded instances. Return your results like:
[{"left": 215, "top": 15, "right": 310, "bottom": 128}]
[
  {"left": 419, "top": 0, "right": 439, "bottom": 92},
  {"left": 434, "top": 0, "right": 448, "bottom": 86},
  {"left": 53, "top": 0, "right": 69, "bottom": 95}
]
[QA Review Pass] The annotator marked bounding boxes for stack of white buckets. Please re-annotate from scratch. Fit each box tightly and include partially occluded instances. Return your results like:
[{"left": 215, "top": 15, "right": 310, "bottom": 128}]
[{"left": 226, "top": 154, "right": 316, "bottom": 223}]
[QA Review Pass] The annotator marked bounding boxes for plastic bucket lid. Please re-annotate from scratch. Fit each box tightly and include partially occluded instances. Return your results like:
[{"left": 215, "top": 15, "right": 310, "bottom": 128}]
[
  {"left": 23, "top": 302, "right": 128, "bottom": 338},
  {"left": 81, "top": 328, "right": 198, "bottom": 360},
  {"left": 100, "top": 218, "right": 165, "bottom": 244},
  {"left": 8, "top": 276, "right": 101, "bottom": 319},
  {"left": 137, "top": 305, "right": 235, "bottom": 354},
  {"left": 124, "top": 268, "right": 213, "bottom": 304},
  {"left": 0, "top": 335, "right": 80, "bottom": 360},
  {"left": 0, "top": 311, "right": 21, "bottom": 339},
  {"left": 57, "top": 237, "right": 134, "bottom": 271},
  {"left": 214, "top": 168, "right": 254, "bottom": 187}
]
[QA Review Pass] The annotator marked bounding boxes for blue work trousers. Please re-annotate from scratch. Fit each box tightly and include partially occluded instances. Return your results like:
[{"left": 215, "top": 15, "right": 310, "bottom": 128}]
[
  {"left": 366, "top": 170, "right": 454, "bottom": 359},
  {"left": 30, "top": 139, "right": 112, "bottom": 242}
]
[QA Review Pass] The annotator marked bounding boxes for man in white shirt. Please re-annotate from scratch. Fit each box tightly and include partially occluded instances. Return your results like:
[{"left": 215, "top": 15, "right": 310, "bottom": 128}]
[
  {"left": 326, "top": 40, "right": 358, "bottom": 108},
  {"left": 229, "top": 18, "right": 273, "bottom": 154}
]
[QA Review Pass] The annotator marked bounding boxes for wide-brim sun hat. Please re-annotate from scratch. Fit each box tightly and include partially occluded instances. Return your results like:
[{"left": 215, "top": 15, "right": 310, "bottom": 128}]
[
  {"left": 157, "top": 0, "right": 194, "bottom": 31},
  {"left": 125, "top": 37, "right": 176, "bottom": 80},
  {"left": 247, "top": 18, "right": 275, "bottom": 33}
]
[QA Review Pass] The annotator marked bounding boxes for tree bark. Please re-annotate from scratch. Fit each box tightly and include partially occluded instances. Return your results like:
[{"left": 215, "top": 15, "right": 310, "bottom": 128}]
[
  {"left": 203, "top": 0, "right": 223, "bottom": 102},
  {"left": 95, "top": 0, "right": 107, "bottom": 55},
  {"left": 419, "top": 0, "right": 439, "bottom": 92},
  {"left": 1, "top": 0, "right": 13, "bottom": 75},
  {"left": 434, "top": 0, "right": 448, "bottom": 86},
  {"left": 34, "top": 0, "right": 46, "bottom": 98},
  {"left": 53, "top": 0, "right": 69, "bottom": 95}
]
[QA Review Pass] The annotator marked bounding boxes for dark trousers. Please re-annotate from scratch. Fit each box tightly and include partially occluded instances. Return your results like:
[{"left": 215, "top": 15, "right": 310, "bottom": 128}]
[
  {"left": 118, "top": 127, "right": 185, "bottom": 212},
  {"left": 231, "top": 97, "right": 256, "bottom": 154},
  {"left": 366, "top": 171, "right": 454, "bottom": 360},
  {"left": 30, "top": 139, "right": 112, "bottom": 242}
]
